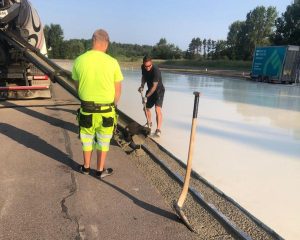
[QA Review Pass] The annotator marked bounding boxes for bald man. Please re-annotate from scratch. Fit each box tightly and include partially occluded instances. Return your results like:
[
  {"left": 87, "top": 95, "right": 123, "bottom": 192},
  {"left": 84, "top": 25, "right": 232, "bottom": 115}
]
[{"left": 72, "top": 29, "right": 123, "bottom": 179}]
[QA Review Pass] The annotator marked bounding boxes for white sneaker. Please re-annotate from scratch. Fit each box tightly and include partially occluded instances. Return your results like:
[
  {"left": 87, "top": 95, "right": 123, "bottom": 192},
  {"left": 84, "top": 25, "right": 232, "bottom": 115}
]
[{"left": 155, "top": 129, "right": 161, "bottom": 137}]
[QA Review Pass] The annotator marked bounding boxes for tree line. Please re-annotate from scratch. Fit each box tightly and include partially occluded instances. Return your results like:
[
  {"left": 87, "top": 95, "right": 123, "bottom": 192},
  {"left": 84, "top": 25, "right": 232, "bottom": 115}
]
[{"left": 44, "top": 1, "right": 300, "bottom": 61}]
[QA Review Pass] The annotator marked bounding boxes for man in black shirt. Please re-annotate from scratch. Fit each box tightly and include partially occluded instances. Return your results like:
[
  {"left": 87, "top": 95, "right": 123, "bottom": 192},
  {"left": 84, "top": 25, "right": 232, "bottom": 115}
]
[{"left": 138, "top": 55, "right": 165, "bottom": 137}]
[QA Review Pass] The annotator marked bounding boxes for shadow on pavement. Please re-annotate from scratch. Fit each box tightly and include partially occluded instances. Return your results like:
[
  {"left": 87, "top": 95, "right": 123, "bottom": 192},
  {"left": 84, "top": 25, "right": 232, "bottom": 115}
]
[
  {"left": 46, "top": 106, "right": 78, "bottom": 115},
  {"left": 0, "top": 122, "right": 178, "bottom": 222},
  {"left": 0, "top": 101, "right": 78, "bottom": 134},
  {"left": 0, "top": 122, "right": 80, "bottom": 171}
]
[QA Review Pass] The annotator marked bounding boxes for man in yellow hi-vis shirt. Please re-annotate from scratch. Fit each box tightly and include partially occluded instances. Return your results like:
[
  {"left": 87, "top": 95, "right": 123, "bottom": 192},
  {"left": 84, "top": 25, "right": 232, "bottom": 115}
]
[{"left": 72, "top": 29, "right": 123, "bottom": 179}]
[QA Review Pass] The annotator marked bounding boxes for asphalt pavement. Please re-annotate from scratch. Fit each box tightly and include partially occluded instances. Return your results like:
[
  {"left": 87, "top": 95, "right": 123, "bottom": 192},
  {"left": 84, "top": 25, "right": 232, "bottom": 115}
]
[{"left": 0, "top": 83, "right": 197, "bottom": 240}]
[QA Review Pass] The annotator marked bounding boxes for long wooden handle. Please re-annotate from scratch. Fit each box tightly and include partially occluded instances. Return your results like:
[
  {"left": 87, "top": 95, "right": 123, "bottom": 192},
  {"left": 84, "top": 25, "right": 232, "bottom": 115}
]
[
  {"left": 177, "top": 91, "right": 200, "bottom": 207},
  {"left": 140, "top": 91, "right": 151, "bottom": 126}
]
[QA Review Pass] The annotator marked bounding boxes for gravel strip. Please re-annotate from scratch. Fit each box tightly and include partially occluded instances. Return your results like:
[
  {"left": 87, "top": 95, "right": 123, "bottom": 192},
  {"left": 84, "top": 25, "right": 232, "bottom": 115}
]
[
  {"left": 114, "top": 132, "right": 235, "bottom": 239},
  {"left": 142, "top": 137, "right": 280, "bottom": 240},
  {"left": 113, "top": 128, "right": 282, "bottom": 240}
]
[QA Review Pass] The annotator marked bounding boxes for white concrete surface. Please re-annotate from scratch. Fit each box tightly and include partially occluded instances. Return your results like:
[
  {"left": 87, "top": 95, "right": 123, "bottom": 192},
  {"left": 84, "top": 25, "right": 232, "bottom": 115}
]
[{"left": 119, "top": 70, "right": 300, "bottom": 240}]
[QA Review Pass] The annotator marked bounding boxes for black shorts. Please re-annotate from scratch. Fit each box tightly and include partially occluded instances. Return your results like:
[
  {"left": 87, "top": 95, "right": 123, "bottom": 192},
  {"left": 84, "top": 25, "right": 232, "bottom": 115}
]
[{"left": 146, "top": 89, "right": 165, "bottom": 108}]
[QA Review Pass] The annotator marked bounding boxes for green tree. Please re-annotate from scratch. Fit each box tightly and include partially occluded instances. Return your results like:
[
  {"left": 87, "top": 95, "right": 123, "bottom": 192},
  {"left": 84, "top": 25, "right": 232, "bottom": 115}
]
[
  {"left": 227, "top": 6, "right": 277, "bottom": 60},
  {"left": 81, "top": 39, "right": 92, "bottom": 52},
  {"left": 108, "top": 42, "right": 152, "bottom": 59},
  {"left": 61, "top": 39, "right": 85, "bottom": 59},
  {"left": 211, "top": 40, "right": 216, "bottom": 55},
  {"left": 227, "top": 20, "right": 245, "bottom": 59},
  {"left": 272, "top": 1, "right": 300, "bottom": 45},
  {"left": 244, "top": 6, "right": 277, "bottom": 57},
  {"left": 187, "top": 38, "right": 197, "bottom": 59},
  {"left": 195, "top": 37, "right": 202, "bottom": 55},
  {"left": 187, "top": 37, "right": 202, "bottom": 59},
  {"left": 44, "top": 24, "right": 64, "bottom": 58},
  {"left": 151, "top": 38, "right": 182, "bottom": 59},
  {"left": 213, "top": 40, "right": 228, "bottom": 59},
  {"left": 207, "top": 39, "right": 212, "bottom": 58},
  {"left": 227, "top": 21, "right": 244, "bottom": 48},
  {"left": 202, "top": 38, "right": 207, "bottom": 58}
]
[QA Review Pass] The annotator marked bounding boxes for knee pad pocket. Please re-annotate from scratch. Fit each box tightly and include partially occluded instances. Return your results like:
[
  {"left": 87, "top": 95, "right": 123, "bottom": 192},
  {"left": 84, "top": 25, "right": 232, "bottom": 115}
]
[
  {"left": 102, "top": 116, "right": 114, "bottom": 127},
  {"left": 79, "top": 112, "right": 93, "bottom": 128}
]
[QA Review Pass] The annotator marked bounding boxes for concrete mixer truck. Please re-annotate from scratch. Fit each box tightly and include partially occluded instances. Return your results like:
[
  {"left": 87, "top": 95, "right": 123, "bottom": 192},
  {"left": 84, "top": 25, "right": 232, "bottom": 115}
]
[{"left": 0, "top": 0, "right": 51, "bottom": 99}]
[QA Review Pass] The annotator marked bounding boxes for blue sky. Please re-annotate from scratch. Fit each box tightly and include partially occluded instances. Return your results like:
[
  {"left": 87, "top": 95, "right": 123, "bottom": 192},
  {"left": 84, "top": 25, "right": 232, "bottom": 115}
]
[{"left": 30, "top": 0, "right": 293, "bottom": 50}]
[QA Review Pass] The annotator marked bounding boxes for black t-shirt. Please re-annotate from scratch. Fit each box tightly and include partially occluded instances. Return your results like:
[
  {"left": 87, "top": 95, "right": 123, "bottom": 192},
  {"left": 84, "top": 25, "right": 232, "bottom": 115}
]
[{"left": 141, "top": 64, "right": 165, "bottom": 93}]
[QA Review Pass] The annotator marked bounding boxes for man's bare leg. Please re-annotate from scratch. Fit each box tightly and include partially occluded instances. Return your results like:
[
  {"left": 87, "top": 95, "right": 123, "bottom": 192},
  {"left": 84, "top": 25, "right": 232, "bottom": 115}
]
[
  {"left": 97, "top": 150, "right": 107, "bottom": 171},
  {"left": 146, "top": 108, "right": 152, "bottom": 126},
  {"left": 83, "top": 151, "right": 92, "bottom": 168},
  {"left": 155, "top": 106, "right": 162, "bottom": 130}
]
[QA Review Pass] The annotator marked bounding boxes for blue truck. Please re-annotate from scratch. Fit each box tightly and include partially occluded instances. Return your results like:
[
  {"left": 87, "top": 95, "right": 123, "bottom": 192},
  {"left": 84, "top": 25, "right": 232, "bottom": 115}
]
[{"left": 251, "top": 45, "right": 300, "bottom": 84}]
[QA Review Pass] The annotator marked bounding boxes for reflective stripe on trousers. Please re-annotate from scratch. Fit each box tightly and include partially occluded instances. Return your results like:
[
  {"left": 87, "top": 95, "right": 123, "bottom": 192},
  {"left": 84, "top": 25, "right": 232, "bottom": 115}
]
[{"left": 79, "top": 108, "right": 116, "bottom": 152}]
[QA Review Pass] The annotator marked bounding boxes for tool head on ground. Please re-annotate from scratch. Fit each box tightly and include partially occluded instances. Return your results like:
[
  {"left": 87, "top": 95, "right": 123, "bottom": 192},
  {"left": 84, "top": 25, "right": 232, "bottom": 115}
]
[
  {"left": 124, "top": 121, "right": 151, "bottom": 143},
  {"left": 172, "top": 201, "right": 196, "bottom": 233}
]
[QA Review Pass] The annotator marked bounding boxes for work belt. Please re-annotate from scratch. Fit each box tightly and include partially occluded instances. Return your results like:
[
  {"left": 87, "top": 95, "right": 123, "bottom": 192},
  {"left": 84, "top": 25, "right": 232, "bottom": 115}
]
[{"left": 80, "top": 100, "right": 115, "bottom": 113}]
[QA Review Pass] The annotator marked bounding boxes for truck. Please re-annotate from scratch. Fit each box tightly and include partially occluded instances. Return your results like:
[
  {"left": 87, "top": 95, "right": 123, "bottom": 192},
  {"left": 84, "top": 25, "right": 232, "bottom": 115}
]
[
  {"left": 251, "top": 45, "right": 300, "bottom": 84},
  {"left": 0, "top": 0, "right": 51, "bottom": 99}
]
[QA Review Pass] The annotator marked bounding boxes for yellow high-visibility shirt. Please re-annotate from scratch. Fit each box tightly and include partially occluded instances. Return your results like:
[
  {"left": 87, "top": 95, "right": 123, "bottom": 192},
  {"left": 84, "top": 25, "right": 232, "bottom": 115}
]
[{"left": 72, "top": 50, "right": 123, "bottom": 103}]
